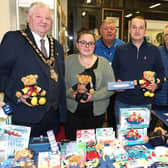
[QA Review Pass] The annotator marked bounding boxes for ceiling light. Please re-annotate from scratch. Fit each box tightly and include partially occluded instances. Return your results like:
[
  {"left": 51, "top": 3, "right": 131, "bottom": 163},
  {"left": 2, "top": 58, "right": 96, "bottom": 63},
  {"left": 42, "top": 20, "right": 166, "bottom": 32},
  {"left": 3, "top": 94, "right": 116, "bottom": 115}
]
[
  {"left": 149, "top": 3, "right": 161, "bottom": 8},
  {"left": 125, "top": 13, "right": 133, "bottom": 18},
  {"left": 69, "top": 36, "right": 73, "bottom": 40},
  {"left": 136, "top": 11, "right": 140, "bottom": 14},
  {"left": 86, "top": 0, "right": 92, "bottom": 3},
  {"left": 81, "top": 11, "right": 86, "bottom": 16}
]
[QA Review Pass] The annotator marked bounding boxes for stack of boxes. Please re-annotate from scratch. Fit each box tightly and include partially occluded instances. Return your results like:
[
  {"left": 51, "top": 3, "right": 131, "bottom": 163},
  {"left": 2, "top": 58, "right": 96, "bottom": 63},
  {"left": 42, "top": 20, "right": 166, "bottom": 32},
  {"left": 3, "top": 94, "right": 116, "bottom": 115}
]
[{"left": 118, "top": 107, "right": 150, "bottom": 145}]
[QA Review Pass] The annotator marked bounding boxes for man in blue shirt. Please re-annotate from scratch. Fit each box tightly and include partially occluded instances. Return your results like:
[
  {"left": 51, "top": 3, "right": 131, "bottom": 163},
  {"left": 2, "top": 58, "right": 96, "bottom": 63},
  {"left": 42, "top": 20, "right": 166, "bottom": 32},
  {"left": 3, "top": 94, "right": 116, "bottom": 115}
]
[
  {"left": 95, "top": 19, "right": 125, "bottom": 64},
  {"left": 95, "top": 19, "right": 125, "bottom": 130}
]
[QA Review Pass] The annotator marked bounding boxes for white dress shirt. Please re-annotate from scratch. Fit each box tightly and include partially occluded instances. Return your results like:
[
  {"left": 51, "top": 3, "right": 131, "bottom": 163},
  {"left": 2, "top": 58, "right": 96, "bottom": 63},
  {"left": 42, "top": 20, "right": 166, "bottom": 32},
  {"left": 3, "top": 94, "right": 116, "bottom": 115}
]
[{"left": 32, "top": 31, "right": 49, "bottom": 58}]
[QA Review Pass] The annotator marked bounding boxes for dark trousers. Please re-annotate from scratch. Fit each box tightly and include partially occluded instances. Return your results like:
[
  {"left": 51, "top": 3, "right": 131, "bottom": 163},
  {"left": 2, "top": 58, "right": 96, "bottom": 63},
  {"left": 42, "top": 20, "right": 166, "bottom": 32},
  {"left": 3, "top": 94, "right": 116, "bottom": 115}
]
[
  {"left": 13, "top": 109, "right": 60, "bottom": 137},
  {"left": 107, "top": 94, "right": 116, "bottom": 131},
  {"left": 65, "top": 110, "right": 105, "bottom": 140}
]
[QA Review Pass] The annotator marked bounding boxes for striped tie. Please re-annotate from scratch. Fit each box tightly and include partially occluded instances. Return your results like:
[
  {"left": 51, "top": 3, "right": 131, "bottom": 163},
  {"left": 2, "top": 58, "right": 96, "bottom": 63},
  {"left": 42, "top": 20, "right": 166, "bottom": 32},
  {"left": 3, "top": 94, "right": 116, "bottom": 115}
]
[{"left": 40, "top": 39, "right": 48, "bottom": 58}]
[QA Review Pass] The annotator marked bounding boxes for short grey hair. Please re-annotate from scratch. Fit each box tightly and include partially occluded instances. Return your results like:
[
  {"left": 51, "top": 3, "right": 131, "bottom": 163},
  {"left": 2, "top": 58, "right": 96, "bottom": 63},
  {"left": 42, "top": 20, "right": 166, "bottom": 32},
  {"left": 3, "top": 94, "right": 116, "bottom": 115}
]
[
  {"left": 28, "top": 2, "right": 51, "bottom": 16},
  {"left": 100, "top": 19, "right": 116, "bottom": 29}
]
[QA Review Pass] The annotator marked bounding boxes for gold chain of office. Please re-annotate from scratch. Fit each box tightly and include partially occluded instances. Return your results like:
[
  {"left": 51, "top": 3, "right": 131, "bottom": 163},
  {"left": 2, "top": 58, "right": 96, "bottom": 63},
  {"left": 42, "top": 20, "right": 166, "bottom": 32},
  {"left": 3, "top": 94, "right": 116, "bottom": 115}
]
[{"left": 20, "top": 30, "right": 58, "bottom": 82}]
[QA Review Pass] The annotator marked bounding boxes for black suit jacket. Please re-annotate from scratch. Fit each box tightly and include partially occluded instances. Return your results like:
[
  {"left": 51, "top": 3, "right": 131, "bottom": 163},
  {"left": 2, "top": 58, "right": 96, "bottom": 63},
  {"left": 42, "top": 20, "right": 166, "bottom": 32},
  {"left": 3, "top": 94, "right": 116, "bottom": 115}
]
[{"left": 0, "top": 28, "right": 67, "bottom": 124}]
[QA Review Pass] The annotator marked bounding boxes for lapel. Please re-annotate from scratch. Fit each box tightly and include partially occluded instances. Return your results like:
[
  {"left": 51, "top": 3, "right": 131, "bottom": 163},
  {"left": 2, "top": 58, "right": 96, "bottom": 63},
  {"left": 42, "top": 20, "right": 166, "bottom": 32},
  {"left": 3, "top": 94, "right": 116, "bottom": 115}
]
[{"left": 23, "top": 28, "right": 50, "bottom": 77}]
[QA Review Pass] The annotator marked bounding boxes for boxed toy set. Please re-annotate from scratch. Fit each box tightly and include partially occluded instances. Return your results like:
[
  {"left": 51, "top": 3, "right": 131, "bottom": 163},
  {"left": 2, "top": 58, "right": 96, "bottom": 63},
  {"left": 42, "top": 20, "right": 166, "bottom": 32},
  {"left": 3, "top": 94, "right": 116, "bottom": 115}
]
[
  {"left": 96, "top": 127, "right": 115, "bottom": 143},
  {"left": 60, "top": 141, "right": 86, "bottom": 168},
  {"left": 108, "top": 81, "right": 135, "bottom": 90},
  {"left": 119, "top": 107, "right": 150, "bottom": 129},
  {"left": 76, "top": 129, "right": 96, "bottom": 143}
]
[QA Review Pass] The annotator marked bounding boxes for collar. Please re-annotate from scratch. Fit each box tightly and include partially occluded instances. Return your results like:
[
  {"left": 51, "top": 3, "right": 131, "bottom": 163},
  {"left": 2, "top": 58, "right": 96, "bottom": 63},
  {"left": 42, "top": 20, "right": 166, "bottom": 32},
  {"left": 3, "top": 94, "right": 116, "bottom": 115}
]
[
  {"left": 130, "top": 37, "right": 147, "bottom": 48},
  {"left": 32, "top": 31, "right": 49, "bottom": 56},
  {"left": 32, "top": 31, "right": 47, "bottom": 42},
  {"left": 99, "top": 37, "right": 116, "bottom": 49}
]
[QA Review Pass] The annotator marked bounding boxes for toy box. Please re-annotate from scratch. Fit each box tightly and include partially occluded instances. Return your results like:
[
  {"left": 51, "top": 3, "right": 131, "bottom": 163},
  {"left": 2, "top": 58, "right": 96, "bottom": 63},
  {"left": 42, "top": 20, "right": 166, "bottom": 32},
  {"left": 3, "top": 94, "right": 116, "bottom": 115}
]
[
  {"left": 118, "top": 127, "right": 148, "bottom": 145},
  {"left": 0, "top": 124, "right": 31, "bottom": 161},
  {"left": 119, "top": 107, "right": 150, "bottom": 129},
  {"left": 107, "top": 81, "right": 135, "bottom": 90},
  {"left": 37, "top": 152, "right": 60, "bottom": 168},
  {"left": 76, "top": 129, "right": 96, "bottom": 143},
  {"left": 96, "top": 127, "right": 115, "bottom": 143},
  {"left": 125, "top": 145, "right": 156, "bottom": 167},
  {"left": 60, "top": 141, "right": 86, "bottom": 168}
]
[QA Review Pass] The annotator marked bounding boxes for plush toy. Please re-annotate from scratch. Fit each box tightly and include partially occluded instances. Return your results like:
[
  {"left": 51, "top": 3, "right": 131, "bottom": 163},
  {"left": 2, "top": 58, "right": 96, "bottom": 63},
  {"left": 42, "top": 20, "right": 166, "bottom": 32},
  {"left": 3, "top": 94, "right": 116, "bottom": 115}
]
[
  {"left": 68, "top": 154, "right": 81, "bottom": 167},
  {"left": 71, "top": 74, "right": 95, "bottom": 102},
  {"left": 110, "top": 139, "right": 126, "bottom": 156},
  {"left": 16, "top": 74, "right": 47, "bottom": 106},
  {"left": 15, "top": 148, "right": 35, "bottom": 168},
  {"left": 144, "top": 127, "right": 168, "bottom": 147},
  {"left": 134, "top": 71, "right": 160, "bottom": 98}
]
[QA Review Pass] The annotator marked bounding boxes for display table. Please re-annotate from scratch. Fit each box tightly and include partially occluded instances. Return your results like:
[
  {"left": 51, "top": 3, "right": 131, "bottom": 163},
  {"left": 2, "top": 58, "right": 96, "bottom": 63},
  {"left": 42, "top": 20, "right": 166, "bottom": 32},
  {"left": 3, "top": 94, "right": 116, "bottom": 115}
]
[{"left": 29, "top": 142, "right": 50, "bottom": 164}]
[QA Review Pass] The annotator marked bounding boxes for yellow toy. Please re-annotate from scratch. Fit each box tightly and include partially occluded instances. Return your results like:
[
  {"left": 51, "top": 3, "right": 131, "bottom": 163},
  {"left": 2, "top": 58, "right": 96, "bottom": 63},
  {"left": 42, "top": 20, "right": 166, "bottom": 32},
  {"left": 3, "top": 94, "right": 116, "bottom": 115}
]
[
  {"left": 71, "top": 74, "right": 95, "bottom": 102},
  {"left": 134, "top": 71, "right": 160, "bottom": 98},
  {"left": 16, "top": 74, "right": 47, "bottom": 106}
]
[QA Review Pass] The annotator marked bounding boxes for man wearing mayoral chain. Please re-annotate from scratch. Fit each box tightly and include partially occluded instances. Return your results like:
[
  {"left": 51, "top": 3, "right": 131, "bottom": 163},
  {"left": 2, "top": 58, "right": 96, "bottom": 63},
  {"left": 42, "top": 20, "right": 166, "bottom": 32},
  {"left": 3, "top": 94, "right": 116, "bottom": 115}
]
[{"left": 0, "top": 2, "right": 67, "bottom": 137}]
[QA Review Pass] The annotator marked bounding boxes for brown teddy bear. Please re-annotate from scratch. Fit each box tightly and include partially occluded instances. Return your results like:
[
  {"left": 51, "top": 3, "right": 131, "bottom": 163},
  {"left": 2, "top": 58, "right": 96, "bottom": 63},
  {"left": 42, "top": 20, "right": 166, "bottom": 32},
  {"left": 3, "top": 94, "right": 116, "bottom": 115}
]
[
  {"left": 144, "top": 127, "right": 168, "bottom": 147},
  {"left": 134, "top": 71, "right": 160, "bottom": 98},
  {"left": 71, "top": 74, "right": 95, "bottom": 102},
  {"left": 15, "top": 148, "right": 35, "bottom": 168},
  {"left": 16, "top": 74, "right": 47, "bottom": 106}
]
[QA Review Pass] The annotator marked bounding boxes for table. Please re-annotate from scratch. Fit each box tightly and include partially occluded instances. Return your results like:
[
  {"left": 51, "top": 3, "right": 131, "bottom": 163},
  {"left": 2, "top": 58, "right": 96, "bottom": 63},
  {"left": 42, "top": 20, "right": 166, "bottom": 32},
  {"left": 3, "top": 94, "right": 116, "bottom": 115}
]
[{"left": 151, "top": 109, "right": 168, "bottom": 127}]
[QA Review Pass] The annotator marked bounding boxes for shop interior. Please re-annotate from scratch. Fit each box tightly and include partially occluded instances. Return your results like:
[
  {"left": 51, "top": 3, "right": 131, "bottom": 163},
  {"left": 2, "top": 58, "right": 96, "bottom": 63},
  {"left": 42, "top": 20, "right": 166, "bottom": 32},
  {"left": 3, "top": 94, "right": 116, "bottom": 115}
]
[
  {"left": 1, "top": 0, "right": 168, "bottom": 167},
  {"left": 67, "top": 0, "right": 168, "bottom": 54}
]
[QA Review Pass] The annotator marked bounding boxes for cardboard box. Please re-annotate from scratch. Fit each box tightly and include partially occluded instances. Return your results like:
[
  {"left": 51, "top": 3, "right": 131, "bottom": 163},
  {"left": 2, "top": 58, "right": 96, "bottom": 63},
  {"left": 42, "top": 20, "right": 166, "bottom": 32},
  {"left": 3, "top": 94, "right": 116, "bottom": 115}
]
[
  {"left": 108, "top": 81, "right": 135, "bottom": 90},
  {"left": 96, "top": 127, "right": 115, "bottom": 143},
  {"left": 37, "top": 152, "right": 60, "bottom": 168},
  {"left": 60, "top": 141, "right": 86, "bottom": 168},
  {"left": 118, "top": 127, "right": 147, "bottom": 145},
  {"left": 76, "top": 129, "right": 96, "bottom": 143},
  {"left": 119, "top": 108, "right": 150, "bottom": 129}
]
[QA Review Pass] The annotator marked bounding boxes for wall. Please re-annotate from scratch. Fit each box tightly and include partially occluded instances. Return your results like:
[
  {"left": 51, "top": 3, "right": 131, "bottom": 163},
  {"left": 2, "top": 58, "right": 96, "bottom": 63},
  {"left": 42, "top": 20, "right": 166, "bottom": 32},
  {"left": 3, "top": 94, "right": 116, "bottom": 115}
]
[
  {"left": 0, "top": 1, "right": 10, "bottom": 41},
  {"left": 0, "top": 0, "right": 67, "bottom": 41}
]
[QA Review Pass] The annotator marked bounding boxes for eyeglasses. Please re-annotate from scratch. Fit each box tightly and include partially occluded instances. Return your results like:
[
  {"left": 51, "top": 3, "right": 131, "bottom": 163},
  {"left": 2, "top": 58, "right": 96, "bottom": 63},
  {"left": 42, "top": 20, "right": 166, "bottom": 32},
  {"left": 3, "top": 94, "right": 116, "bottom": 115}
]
[{"left": 78, "top": 40, "right": 95, "bottom": 47}]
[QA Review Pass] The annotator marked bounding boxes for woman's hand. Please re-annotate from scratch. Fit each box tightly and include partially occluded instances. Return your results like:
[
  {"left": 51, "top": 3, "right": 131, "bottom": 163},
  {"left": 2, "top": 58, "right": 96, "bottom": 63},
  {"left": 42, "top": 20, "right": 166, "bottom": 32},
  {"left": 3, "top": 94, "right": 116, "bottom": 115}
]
[
  {"left": 72, "top": 91, "right": 77, "bottom": 99},
  {"left": 80, "top": 92, "right": 92, "bottom": 103}
]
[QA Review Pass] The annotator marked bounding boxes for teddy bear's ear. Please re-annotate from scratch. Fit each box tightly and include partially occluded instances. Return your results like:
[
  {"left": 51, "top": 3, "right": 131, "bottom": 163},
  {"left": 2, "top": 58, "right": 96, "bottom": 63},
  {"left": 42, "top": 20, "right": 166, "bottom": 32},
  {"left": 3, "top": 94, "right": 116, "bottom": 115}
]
[
  {"left": 21, "top": 76, "right": 25, "bottom": 83},
  {"left": 34, "top": 74, "right": 38, "bottom": 80},
  {"left": 151, "top": 72, "right": 155, "bottom": 76}
]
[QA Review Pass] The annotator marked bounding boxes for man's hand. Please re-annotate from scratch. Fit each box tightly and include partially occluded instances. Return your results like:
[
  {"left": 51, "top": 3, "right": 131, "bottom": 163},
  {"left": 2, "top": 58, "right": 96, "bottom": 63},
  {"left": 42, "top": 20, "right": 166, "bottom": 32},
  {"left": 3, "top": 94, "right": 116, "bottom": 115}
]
[
  {"left": 146, "top": 83, "right": 158, "bottom": 92},
  {"left": 116, "top": 79, "right": 125, "bottom": 92},
  {"left": 19, "top": 95, "right": 32, "bottom": 107}
]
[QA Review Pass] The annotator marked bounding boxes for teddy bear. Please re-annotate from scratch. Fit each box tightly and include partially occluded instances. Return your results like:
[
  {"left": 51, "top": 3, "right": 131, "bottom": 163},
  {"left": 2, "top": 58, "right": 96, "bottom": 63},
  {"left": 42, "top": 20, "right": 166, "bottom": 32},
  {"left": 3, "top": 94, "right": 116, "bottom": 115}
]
[
  {"left": 15, "top": 148, "right": 35, "bottom": 168},
  {"left": 144, "top": 127, "right": 168, "bottom": 147},
  {"left": 16, "top": 74, "right": 47, "bottom": 106},
  {"left": 134, "top": 71, "right": 160, "bottom": 98},
  {"left": 71, "top": 73, "right": 95, "bottom": 102}
]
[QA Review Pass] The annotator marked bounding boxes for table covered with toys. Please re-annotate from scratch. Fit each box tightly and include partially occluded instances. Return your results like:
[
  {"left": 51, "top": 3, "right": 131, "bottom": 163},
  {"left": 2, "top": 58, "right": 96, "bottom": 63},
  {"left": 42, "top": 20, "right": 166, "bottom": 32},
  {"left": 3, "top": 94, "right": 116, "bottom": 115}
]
[
  {"left": 1, "top": 69, "right": 168, "bottom": 168},
  {"left": 1, "top": 102, "right": 168, "bottom": 168}
]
